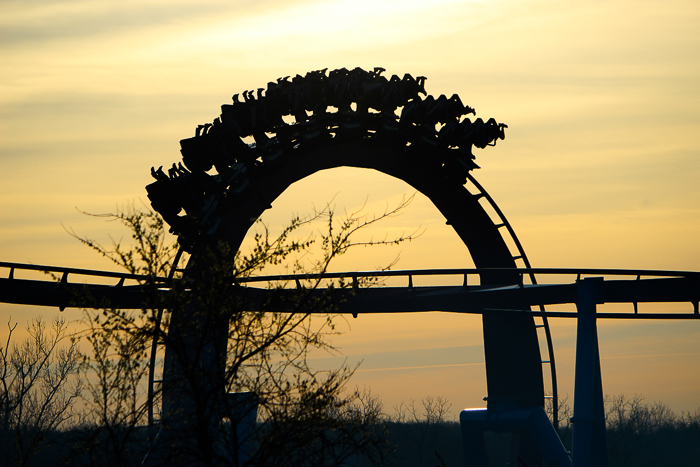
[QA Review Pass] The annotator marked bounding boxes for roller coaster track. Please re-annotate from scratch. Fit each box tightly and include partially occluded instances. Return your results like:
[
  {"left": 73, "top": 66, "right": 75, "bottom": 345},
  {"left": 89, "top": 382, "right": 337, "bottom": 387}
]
[
  {"left": 141, "top": 67, "right": 549, "bottom": 439},
  {"left": 4, "top": 68, "right": 699, "bottom": 464},
  {"left": 3, "top": 262, "right": 698, "bottom": 314},
  {"left": 465, "top": 172, "right": 561, "bottom": 428},
  {"left": 144, "top": 67, "right": 507, "bottom": 252},
  {"left": 1, "top": 261, "right": 698, "bottom": 448}
]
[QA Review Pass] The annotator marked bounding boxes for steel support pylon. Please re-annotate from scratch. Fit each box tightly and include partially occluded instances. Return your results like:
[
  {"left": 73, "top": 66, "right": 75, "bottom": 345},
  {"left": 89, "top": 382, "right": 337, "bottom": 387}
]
[{"left": 571, "top": 278, "right": 609, "bottom": 466}]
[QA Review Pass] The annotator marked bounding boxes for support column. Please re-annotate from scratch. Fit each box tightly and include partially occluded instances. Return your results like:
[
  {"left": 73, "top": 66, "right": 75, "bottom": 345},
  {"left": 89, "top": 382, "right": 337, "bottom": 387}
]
[{"left": 571, "top": 278, "right": 609, "bottom": 467}]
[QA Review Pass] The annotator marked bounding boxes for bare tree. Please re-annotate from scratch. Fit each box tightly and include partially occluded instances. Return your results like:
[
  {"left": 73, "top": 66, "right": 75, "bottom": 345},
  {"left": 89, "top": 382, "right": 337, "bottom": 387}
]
[
  {"left": 546, "top": 392, "right": 573, "bottom": 443},
  {"left": 343, "top": 387, "right": 385, "bottom": 422},
  {"left": 605, "top": 393, "right": 677, "bottom": 435},
  {"left": 389, "top": 396, "right": 452, "bottom": 425},
  {"left": 69, "top": 200, "right": 414, "bottom": 466},
  {"left": 604, "top": 393, "right": 680, "bottom": 466},
  {"left": 385, "top": 396, "right": 455, "bottom": 467},
  {"left": 74, "top": 310, "right": 153, "bottom": 467},
  {"left": 0, "top": 316, "right": 82, "bottom": 467},
  {"left": 59, "top": 207, "right": 178, "bottom": 466},
  {"left": 422, "top": 396, "right": 452, "bottom": 425}
]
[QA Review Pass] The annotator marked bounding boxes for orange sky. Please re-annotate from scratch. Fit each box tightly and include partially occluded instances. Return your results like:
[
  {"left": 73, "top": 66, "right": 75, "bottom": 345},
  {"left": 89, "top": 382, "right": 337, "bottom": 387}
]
[{"left": 1, "top": 0, "right": 699, "bottom": 415}]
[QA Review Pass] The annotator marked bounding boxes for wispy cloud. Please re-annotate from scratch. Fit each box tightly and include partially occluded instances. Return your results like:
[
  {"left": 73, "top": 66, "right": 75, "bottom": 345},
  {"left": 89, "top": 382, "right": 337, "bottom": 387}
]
[
  {"left": 356, "top": 362, "right": 483, "bottom": 372},
  {"left": 1, "top": 0, "right": 699, "bottom": 414}
]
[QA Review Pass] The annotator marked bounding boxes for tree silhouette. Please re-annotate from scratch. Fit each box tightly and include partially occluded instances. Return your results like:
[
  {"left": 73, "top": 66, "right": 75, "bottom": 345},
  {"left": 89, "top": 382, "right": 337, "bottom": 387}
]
[
  {"left": 0, "top": 316, "right": 82, "bottom": 467},
  {"left": 70, "top": 200, "right": 414, "bottom": 466}
]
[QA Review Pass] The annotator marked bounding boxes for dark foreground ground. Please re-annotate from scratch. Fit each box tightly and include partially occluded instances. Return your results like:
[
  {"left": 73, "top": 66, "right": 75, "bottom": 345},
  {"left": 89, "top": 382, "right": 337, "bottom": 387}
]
[
  {"left": 377, "top": 420, "right": 700, "bottom": 467},
  {"left": 3, "top": 418, "right": 699, "bottom": 467}
]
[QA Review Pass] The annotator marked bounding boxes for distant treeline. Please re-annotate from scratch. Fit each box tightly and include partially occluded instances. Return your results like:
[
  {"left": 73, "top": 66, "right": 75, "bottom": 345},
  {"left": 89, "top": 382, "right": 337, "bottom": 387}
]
[
  {"left": 370, "top": 394, "right": 700, "bottom": 467},
  {"left": 2, "top": 393, "right": 698, "bottom": 466}
]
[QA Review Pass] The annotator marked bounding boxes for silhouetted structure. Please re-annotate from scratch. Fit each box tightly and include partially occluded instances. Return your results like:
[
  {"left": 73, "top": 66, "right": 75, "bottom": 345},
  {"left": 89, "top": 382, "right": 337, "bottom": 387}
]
[
  {"left": 145, "top": 67, "right": 506, "bottom": 252},
  {"left": 142, "top": 67, "right": 546, "bottom": 466},
  {"left": 2, "top": 67, "right": 699, "bottom": 467}
]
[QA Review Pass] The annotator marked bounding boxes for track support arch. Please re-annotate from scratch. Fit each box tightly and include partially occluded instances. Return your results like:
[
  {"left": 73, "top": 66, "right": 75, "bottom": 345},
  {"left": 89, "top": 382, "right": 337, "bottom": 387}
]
[{"left": 146, "top": 67, "right": 547, "bottom": 465}]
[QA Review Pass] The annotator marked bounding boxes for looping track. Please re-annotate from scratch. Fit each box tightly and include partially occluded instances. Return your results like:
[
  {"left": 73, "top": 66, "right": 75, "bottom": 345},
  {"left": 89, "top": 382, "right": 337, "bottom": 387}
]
[
  {"left": 146, "top": 67, "right": 506, "bottom": 251},
  {"left": 146, "top": 68, "right": 549, "bottom": 441},
  {"left": 2, "top": 67, "right": 698, "bottom": 465},
  {"left": 465, "top": 172, "right": 560, "bottom": 428}
]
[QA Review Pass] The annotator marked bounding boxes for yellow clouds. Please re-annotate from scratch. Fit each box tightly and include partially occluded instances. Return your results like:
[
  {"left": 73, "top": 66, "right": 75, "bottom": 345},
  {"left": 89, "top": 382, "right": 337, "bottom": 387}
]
[
  {"left": 1, "top": 0, "right": 488, "bottom": 97},
  {"left": 1, "top": 0, "right": 700, "bottom": 413},
  {"left": 153, "top": 0, "right": 493, "bottom": 56}
]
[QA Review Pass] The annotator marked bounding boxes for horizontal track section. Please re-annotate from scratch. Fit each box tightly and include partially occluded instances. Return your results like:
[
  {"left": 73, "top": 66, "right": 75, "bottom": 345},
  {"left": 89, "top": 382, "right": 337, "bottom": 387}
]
[
  {"left": 233, "top": 267, "right": 700, "bottom": 282},
  {"left": 0, "top": 261, "right": 170, "bottom": 283},
  {"left": 4, "top": 261, "right": 696, "bottom": 284},
  {"left": 1, "top": 262, "right": 698, "bottom": 316}
]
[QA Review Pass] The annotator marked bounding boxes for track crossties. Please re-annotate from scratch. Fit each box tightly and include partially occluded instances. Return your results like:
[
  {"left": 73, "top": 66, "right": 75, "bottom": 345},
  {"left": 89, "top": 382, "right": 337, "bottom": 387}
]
[{"left": 146, "top": 67, "right": 507, "bottom": 251}]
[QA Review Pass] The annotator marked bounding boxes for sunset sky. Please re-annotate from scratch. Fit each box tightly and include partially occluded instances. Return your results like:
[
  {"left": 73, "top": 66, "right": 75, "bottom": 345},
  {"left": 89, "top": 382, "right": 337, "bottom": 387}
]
[{"left": 1, "top": 0, "right": 699, "bottom": 415}]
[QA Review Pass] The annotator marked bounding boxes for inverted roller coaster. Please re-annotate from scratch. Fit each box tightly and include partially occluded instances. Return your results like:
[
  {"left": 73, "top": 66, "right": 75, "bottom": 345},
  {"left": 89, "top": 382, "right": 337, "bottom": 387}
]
[{"left": 1, "top": 67, "right": 698, "bottom": 467}]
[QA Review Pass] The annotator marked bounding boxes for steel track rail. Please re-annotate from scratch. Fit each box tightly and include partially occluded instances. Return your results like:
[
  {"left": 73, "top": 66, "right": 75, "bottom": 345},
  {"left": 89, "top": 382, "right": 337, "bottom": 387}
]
[
  {"left": 4, "top": 261, "right": 696, "bottom": 284},
  {"left": 4, "top": 263, "right": 698, "bottom": 430}
]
